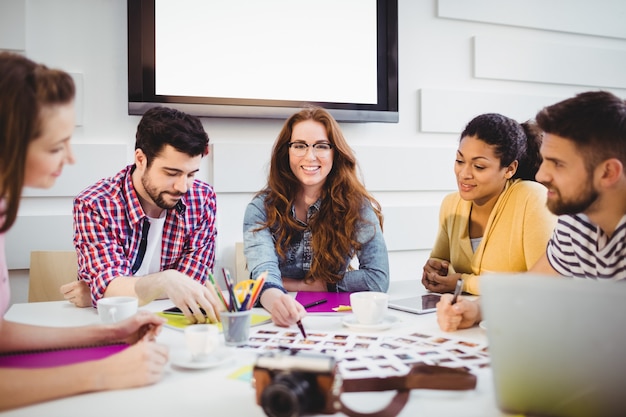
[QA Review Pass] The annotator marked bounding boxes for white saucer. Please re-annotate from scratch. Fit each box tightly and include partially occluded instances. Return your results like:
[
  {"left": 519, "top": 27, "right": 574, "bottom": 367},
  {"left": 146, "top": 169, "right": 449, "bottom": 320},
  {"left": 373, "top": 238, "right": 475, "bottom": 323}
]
[
  {"left": 170, "top": 350, "right": 233, "bottom": 370},
  {"left": 479, "top": 320, "right": 487, "bottom": 330},
  {"left": 341, "top": 314, "right": 399, "bottom": 331}
]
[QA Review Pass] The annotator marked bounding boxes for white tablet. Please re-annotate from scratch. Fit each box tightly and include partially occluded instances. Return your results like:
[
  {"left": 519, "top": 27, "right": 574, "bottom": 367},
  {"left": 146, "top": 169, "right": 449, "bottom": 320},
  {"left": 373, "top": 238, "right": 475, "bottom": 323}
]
[{"left": 388, "top": 293, "right": 442, "bottom": 315}]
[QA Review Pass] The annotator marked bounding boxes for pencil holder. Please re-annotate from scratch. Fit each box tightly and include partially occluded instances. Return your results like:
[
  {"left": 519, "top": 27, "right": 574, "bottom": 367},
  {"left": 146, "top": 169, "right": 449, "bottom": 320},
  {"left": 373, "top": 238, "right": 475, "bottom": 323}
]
[{"left": 221, "top": 310, "right": 252, "bottom": 346}]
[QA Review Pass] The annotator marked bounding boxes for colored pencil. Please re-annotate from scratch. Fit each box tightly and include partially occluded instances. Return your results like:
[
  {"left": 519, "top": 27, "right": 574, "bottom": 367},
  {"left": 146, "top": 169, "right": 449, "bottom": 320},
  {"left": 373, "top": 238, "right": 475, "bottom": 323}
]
[
  {"left": 247, "top": 271, "right": 267, "bottom": 309},
  {"left": 208, "top": 272, "right": 230, "bottom": 311}
]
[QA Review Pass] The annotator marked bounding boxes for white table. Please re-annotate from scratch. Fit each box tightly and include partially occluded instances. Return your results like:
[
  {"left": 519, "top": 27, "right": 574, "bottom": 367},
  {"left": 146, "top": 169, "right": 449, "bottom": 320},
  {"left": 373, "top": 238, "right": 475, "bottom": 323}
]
[{"left": 1, "top": 281, "right": 509, "bottom": 417}]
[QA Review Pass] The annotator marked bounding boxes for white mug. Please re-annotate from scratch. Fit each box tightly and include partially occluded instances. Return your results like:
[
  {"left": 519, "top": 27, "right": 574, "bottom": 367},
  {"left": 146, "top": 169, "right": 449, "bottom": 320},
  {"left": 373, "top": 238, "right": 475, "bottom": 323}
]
[
  {"left": 350, "top": 291, "right": 389, "bottom": 325},
  {"left": 185, "top": 324, "right": 220, "bottom": 361},
  {"left": 96, "top": 296, "right": 138, "bottom": 324}
]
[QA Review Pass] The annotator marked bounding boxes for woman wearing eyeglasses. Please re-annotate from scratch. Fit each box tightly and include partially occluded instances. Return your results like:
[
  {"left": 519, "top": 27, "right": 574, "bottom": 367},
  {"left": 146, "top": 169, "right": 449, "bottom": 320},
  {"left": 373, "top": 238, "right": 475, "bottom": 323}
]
[{"left": 243, "top": 106, "right": 389, "bottom": 327}]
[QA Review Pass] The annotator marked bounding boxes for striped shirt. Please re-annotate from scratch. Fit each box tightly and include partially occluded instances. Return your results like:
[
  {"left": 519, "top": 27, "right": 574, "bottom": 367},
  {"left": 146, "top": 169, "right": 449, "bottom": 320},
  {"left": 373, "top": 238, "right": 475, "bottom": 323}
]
[
  {"left": 546, "top": 213, "right": 626, "bottom": 280},
  {"left": 73, "top": 165, "right": 217, "bottom": 305}
]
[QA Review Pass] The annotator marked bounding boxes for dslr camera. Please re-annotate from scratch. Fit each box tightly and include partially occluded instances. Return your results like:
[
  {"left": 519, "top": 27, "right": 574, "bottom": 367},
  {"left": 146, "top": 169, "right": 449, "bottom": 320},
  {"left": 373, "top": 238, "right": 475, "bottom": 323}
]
[{"left": 252, "top": 350, "right": 340, "bottom": 417}]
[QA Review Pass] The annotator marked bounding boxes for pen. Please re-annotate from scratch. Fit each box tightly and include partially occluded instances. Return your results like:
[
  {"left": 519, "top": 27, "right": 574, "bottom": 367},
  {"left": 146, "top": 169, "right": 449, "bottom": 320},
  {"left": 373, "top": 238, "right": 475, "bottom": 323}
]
[
  {"left": 451, "top": 279, "right": 463, "bottom": 305},
  {"left": 302, "top": 299, "right": 328, "bottom": 309},
  {"left": 239, "top": 291, "right": 252, "bottom": 312},
  {"left": 296, "top": 320, "right": 307, "bottom": 339},
  {"left": 222, "top": 268, "right": 239, "bottom": 312}
]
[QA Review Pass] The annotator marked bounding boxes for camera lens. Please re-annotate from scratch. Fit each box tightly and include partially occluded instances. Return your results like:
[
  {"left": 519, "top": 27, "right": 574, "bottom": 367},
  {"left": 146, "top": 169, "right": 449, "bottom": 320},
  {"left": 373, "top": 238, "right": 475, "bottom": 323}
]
[{"left": 260, "top": 372, "right": 322, "bottom": 417}]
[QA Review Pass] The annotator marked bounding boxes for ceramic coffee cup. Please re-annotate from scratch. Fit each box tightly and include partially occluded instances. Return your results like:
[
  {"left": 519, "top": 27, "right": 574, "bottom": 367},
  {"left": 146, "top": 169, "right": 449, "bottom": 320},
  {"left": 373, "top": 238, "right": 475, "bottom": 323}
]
[
  {"left": 96, "top": 296, "right": 138, "bottom": 324},
  {"left": 349, "top": 291, "right": 389, "bottom": 325},
  {"left": 184, "top": 324, "right": 221, "bottom": 362}
]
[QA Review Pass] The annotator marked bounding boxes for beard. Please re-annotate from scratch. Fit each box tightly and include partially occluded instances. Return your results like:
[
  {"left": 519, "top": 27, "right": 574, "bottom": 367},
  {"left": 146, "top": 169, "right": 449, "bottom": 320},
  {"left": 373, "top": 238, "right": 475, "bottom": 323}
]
[
  {"left": 543, "top": 178, "right": 599, "bottom": 216},
  {"left": 141, "top": 174, "right": 183, "bottom": 210}
]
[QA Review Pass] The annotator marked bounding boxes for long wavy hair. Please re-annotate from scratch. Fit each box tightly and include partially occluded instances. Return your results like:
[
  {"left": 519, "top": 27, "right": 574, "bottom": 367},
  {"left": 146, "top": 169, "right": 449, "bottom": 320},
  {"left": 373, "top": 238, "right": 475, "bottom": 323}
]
[
  {"left": 257, "top": 106, "right": 383, "bottom": 284},
  {"left": 0, "top": 53, "right": 75, "bottom": 233}
]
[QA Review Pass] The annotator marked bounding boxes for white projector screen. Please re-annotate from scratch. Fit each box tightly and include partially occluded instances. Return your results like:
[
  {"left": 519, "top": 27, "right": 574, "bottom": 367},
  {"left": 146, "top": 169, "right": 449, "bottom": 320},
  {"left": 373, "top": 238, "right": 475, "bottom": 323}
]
[{"left": 128, "top": 0, "right": 399, "bottom": 122}]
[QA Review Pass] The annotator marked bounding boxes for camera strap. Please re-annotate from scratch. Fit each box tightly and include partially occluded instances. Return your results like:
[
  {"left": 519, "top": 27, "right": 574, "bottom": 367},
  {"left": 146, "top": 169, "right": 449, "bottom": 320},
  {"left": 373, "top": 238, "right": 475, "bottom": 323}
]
[{"left": 337, "top": 363, "right": 477, "bottom": 417}]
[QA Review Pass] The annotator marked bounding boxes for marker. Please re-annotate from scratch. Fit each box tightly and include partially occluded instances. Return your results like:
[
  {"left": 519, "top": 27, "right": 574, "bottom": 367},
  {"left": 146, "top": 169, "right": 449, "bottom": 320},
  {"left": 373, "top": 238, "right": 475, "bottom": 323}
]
[
  {"left": 296, "top": 320, "right": 307, "bottom": 339},
  {"left": 302, "top": 299, "right": 327, "bottom": 309},
  {"left": 451, "top": 279, "right": 463, "bottom": 305}
]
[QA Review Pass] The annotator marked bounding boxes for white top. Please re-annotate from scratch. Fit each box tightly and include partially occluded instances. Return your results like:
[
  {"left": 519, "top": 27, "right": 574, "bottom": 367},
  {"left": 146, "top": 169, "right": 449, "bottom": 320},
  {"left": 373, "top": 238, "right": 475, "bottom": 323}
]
[
  {"left": 135, "top": 215, "right": 166, "bottom": 277},
  {"left": 470, "top": 237, "right": 482, "bottom": 253}
]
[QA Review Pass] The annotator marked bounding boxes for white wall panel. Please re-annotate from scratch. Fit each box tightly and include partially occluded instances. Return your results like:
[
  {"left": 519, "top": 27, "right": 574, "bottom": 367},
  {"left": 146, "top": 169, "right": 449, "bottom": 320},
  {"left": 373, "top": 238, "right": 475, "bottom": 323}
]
[
  {"left": 0, "top": 0, "right": 26, "bottom": 50},
  {"left": 475, "top": 36, "right": 626, "bottom": 89},
  {"left": 420, "top": 88, "right": 564, "bottom": 133},
  {"left": 356, "top": 146, "right": 455, "bottom": 191},
  {"left": 23, "top": 143, "right": 127, "bottom": 197},
  {"left": 438, "top": 0, "right": 626, "bottom": 39},
  {"left": 5, "top": 215, "right": 73, "bottom": 269},
  {"left": 212, "top": 142, "right": 271, "bottom": 193},
  {"left": 213, "top": 143, "right": 457, "bottom": 193},
  {"left": 383, "top": 205, "right": 440, "bottom": 251},
  {"left": 389, "top": 250, "right": 429, "bottom": 282}
]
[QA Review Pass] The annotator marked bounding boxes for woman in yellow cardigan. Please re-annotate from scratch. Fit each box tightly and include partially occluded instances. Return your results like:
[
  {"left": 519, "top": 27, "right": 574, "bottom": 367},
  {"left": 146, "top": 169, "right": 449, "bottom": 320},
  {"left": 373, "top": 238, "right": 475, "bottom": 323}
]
[{"left": 422, "top": 113, "right": 557, "bottom": 295}]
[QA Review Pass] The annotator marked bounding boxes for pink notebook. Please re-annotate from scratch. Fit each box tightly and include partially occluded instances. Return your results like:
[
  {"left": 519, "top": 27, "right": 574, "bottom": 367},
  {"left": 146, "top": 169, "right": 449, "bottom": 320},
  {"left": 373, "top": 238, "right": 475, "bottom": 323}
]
[
  {"left": 295, "top": 291, "right": 352, "bottom": 313},
  {"left": 0, "top": 343, "right": 129, "bottom": 369}
]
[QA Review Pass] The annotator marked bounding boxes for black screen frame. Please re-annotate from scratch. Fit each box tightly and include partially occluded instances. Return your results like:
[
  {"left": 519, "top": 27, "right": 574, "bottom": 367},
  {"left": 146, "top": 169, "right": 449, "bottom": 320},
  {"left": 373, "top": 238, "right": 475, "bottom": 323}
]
[{"left": 127, "top": 0, "right": 399, "bottom": 123}]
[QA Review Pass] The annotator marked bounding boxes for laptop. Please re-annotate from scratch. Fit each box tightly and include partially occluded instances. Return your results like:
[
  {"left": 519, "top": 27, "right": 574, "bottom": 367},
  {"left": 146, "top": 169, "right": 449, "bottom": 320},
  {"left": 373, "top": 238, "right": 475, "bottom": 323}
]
[{"left": 481, "top": 274, "right": 626, "bottom": 417}]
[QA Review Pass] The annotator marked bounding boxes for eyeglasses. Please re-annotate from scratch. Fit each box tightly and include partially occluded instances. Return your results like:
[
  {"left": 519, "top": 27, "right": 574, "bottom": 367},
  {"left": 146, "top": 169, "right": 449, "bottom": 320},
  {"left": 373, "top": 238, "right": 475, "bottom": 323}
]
[{"left": 288, "top": 141, "right": 333, "bottom": 157}]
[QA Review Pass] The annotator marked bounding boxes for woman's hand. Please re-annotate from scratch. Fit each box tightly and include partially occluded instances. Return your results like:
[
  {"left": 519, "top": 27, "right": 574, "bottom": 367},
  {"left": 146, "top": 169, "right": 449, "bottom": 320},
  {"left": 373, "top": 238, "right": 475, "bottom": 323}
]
[
  {"left": 422, "top": 258, "right": 449, "bottom": 277},
  {"left": 260, "top": 288, "right": 306, "bottom": 327},
  {"left": 422, "top": 258, "right": 461, "bottom": 293},
  {"left": 95, "top": 336, "right": 169, "bottom": 390},
  {"left": 109, "top": 310, "right": 166, "bottom": 344}
]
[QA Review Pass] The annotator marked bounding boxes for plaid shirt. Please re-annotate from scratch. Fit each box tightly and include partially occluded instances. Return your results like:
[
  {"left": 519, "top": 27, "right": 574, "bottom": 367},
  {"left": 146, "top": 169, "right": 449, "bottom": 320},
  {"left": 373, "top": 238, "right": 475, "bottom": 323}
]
[{"left": 73, "top": 165, "right": 217, "bottom": 305}]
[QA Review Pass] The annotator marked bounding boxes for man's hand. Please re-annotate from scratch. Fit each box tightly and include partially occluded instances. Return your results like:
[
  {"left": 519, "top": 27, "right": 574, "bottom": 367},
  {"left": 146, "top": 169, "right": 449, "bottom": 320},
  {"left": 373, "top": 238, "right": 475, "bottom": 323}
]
[
  {"left": 60, "top": 280, "right": 93, "bottom": 307},
  {"left": 436, "top": 294, "right": 481, "bottom": 332},
  {"left": 156, "top": 270, "right": 224, "bottom": 324}
]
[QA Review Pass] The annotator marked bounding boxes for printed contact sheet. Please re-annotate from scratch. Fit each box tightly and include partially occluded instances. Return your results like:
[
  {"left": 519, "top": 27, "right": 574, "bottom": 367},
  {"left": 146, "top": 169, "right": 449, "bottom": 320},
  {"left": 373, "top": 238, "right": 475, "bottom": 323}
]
[{"left": 235, "top": 328, "right": 490, "bottom": 379}]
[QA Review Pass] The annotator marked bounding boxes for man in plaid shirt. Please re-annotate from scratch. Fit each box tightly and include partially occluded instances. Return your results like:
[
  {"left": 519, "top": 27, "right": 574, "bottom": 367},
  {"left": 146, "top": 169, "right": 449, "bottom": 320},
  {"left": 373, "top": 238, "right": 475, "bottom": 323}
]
[{"left": 61, "top": 107, "right": 222, "bottom": 323}]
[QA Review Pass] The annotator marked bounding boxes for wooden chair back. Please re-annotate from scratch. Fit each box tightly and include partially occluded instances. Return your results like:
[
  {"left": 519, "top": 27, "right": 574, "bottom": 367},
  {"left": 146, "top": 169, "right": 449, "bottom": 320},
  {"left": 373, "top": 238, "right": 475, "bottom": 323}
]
[{"left": 28, "top": 250, "right": 78, "bottom": 302}]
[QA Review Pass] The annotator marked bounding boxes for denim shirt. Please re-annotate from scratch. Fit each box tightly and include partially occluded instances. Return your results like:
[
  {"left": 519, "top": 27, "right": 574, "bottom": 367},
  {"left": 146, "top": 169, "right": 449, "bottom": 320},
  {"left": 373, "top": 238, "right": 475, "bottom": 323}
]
[{"left": 243, "top": 193, "right": 390, "bottom": 295}]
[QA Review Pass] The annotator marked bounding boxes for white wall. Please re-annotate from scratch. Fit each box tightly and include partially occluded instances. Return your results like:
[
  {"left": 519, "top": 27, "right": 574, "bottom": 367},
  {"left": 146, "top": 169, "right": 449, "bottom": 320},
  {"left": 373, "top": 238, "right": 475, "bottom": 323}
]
[{"left": 3, "top": 0, "right": 626, "bottom": 294}]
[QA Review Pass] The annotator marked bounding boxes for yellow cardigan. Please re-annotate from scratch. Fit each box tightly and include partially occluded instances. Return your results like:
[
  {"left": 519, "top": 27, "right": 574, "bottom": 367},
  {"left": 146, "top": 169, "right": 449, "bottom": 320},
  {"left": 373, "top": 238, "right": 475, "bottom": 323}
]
[{"left": 430, "top": 179, "right": 557, "bottom": 294}]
